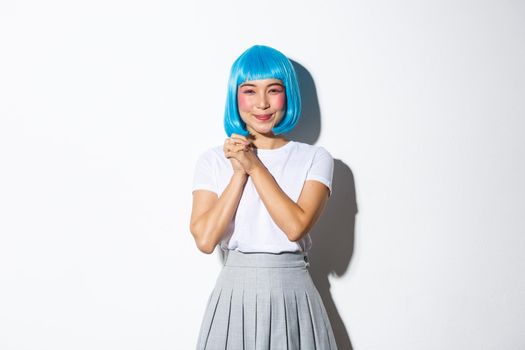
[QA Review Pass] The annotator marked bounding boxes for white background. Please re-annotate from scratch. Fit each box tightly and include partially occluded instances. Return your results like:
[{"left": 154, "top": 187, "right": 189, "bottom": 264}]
[{"left": 1, "top": 0, "right": 524, "bottom": 349}]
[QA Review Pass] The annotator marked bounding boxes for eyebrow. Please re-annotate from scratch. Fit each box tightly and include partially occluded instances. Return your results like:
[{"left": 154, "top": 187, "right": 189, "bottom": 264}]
[{"left": 239, "top": 82, "right": 284, "bottom": 88}]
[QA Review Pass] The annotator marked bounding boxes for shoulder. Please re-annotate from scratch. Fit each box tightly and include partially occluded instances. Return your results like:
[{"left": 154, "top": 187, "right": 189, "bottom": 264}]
[
  {"left": 194, "top": 144, "right": 228, "bottom": 169},
  {"left": 291, "top": 141, "right": 333, "bottom": 159},
  {"left": 196, "top": 144, "right": 224, "bottom": 160}
]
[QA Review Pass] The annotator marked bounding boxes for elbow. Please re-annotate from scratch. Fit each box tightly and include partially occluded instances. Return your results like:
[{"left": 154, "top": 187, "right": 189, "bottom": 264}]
[
  {"left": 190, "top": 223, "right": 216, "bottom": 254},
  {"left": 193, "top": 233, "right": 216, "bottom": 254},
  {"left": 195, "top": 238, "right": 216, "bottom": 254},
  {"left": 286, "top": 222, "right": 307, "bottom": 242},
  {"left": 288, "top": 232, "right": 305, "bottom": 243}
]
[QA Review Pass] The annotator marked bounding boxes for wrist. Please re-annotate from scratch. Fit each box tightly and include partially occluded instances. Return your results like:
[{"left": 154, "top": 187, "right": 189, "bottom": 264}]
[
  {"left": 247, "top": 163, "right": 265, "bottom": 177},
  {"left": 232, "top": 171, "right": 248, "bottom": 180}
]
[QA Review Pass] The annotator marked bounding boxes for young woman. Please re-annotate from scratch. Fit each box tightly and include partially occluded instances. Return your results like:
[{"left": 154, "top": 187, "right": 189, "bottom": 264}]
[{"left": 190, "top": 45, "right": 337, "bottom": 349}]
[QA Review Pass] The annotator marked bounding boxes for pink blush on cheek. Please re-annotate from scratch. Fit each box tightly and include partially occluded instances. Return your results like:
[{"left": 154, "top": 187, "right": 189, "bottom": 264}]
[
  {"left": 237, "top": 93, "right": 251, "bottom": 111},
  {"left": 273, "top": 93, "right": 286, "bottom": 109}
]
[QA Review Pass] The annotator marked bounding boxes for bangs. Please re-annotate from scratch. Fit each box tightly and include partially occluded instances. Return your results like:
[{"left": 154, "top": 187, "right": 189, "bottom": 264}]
[{"left": 234, "top": 47, "right": 288, "bottom": 85}]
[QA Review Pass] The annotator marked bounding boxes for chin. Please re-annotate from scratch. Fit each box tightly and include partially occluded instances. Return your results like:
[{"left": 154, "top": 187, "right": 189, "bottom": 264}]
[{"left": 252, "top": 127, "right": 274, "bottom": 134}]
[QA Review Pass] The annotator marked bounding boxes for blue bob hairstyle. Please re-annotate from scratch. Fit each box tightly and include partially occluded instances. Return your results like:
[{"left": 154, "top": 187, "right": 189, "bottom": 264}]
[{"left": 224, "top": 45, "right": 302, "bottom": 137}]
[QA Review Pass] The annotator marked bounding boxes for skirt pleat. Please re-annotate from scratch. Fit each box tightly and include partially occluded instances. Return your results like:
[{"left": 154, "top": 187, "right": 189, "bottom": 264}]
[
  {"left": 269, "top": 289, "right": 287, "bottom": 348},
  {"left": 256, "top": 290, "right": 271, "bottom": 350},
  {"left": 207, "top": 287, "right": 233, "bottom": 348},
  {"left": 243, "top": 288, "right": 256, "bottom": 349},
  {"left": 196, "top": 251, "right": 337, "bottom": 350},
  {"left": 283, "top": 290, "right": 300, "bottom": 349},
  {"left": 196, "top": 287, "right": 222, "bottom": 349},
  {"left": 226, "top": 287, "right": 244, "bottom": 349},
  {"left": 295, "top": 290, "right": 316, "bottom": 350}
]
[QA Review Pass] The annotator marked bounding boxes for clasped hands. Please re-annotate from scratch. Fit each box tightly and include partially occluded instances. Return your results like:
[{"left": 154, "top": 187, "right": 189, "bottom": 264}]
[{"left": 223, "top": 133, "right": 263, "bottom": 176}]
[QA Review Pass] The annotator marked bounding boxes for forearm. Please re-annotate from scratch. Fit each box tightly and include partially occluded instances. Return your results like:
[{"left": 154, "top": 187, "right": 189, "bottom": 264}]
[
  {"left": 249, "top": 165, "right": 305, "bottom": 241},
  {"left": 194, "top": 173, "right": 248, "bottom": 253}
]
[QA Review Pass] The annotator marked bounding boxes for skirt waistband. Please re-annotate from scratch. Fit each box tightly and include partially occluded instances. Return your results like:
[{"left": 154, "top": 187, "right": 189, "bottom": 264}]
[{"left": 224, "top": 250, "right": 309, "bottom": 268}]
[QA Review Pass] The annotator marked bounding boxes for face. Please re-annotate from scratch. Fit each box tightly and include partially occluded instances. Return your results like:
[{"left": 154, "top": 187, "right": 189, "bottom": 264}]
[{"left": 237, "top": 78, "right": 286, "bottom": 137}]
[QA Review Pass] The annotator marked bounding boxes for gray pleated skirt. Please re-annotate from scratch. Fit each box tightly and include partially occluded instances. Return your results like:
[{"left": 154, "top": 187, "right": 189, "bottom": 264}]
[{"left": 195, "top": 250, "right": 338, "bottom": 349}]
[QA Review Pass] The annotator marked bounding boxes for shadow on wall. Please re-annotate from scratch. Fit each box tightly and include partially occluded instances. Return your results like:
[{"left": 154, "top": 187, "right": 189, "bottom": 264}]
[
  {"left": 308, "top": 159, "right": 357, "bottom": 350},
  {"left": 291, "top": 60, "right": 358, "bottom": 350},
  {"left": 219, "top": 60, "right": 358, "bottom": 350}
]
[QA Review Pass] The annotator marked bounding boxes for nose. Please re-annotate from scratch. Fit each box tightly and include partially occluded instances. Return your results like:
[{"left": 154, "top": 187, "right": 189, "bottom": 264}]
[{"left": 256, "top": 92, "right": 270, "bottom": 109}]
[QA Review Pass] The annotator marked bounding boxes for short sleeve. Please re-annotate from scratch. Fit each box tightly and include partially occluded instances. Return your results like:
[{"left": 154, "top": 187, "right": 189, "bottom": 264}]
[
  {"left": 191, "top": 150, "right": 218, "bottom": 194},
  {"left": 305, "top": 146, "right": 334, "bottom": 197}
]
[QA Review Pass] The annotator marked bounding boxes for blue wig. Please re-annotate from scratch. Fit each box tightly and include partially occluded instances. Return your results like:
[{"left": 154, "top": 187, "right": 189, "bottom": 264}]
[{"left": 224, "top": 45, "right": 302, "bottom": 137}]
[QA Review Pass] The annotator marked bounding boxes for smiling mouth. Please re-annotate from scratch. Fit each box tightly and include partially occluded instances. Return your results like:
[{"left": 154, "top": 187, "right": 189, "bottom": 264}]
[{"left": 254, "top": 114, "right": 272, "bottom": 121}]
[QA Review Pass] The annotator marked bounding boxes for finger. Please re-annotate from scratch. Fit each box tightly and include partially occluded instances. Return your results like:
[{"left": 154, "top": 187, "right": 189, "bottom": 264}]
[
  {"left": 224, "top": 141, "right": 249, "bottom": 156},
  {"left": 224, "top": 151, "right": 238, "bottom": 160},
  {"left": 225, "top": 138, "right": 246, "bottom": 148},
  {"left": 230, "top": 134, "right": 249, "bottom": 144},
  {"left": 228, "top": 146, "right": 249, "bottom": 157},
  {"left": 230, "top": 133, "right": 247, "bottom": 140},
  {"left": 229, "top": 144, "right": 246, "bottom": 152},
  {"left": 224, "top": 139, "right": 240, "bottom": 152},
  {"left": 230, "top": 138, "right": 250, "bottom": 146},
  {"left": 235, "top": 141, "right": 251, "bottom": 148},
  {"left": 224, "top": 145, "right": 236, "bottom": 154}
]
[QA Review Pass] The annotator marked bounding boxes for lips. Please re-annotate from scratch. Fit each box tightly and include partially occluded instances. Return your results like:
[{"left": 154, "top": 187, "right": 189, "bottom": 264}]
[{"left": 254, "top": 114, "right": 272, "bottom": 121}]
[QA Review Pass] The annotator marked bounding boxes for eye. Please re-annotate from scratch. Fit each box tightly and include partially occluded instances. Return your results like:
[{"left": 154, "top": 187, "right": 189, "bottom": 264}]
[
  {"left": 241, "top": 89, "right": 255, "bottom": 94},
  {"left": 269, "top": 88, "right": 284, "bottom": 94}
]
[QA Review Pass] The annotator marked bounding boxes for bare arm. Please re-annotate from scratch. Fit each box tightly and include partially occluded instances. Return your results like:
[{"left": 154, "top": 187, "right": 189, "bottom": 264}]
[
  {"left": 249, "top": 164, "right": 330, "bottom": 242},
  {"left": 223, "top": 134, "right": 331, "bottom": 242},
  {"left": 189, "top": 172, "right": 248, "bottom": 254}
]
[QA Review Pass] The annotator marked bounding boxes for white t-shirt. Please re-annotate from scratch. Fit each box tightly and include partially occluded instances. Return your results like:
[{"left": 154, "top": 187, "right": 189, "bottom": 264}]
[{"left": 191, "top": 140, "right": 334, "bottom": 253}]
